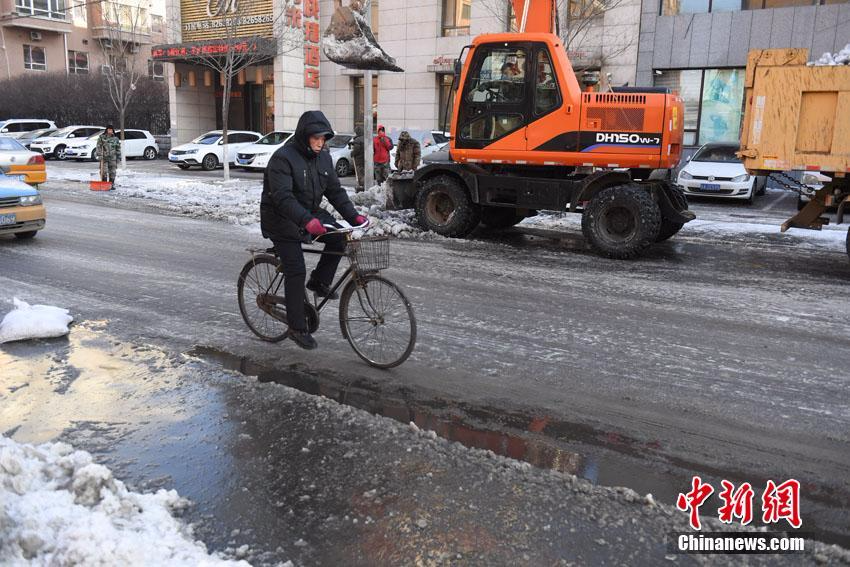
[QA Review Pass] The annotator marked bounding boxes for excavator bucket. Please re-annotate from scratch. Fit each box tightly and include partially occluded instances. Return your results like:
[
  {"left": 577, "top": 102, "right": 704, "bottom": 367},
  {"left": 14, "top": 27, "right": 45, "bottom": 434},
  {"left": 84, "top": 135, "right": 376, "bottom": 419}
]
[{"left": 322, "top": 1, "right": 403, "bottom": 72}]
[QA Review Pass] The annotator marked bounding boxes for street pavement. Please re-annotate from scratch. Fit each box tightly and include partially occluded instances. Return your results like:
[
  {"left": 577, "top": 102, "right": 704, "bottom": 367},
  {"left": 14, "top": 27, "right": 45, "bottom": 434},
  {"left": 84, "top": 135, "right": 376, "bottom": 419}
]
[{"left": 1, "top": 171, "right": 850, "bottom": 563}]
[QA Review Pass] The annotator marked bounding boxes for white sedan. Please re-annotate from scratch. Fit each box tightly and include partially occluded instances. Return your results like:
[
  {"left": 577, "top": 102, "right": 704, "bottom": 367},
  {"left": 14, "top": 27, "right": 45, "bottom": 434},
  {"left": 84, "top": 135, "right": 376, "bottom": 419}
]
[
  {"left": 65, "top": 129, "right": 159, "bottom": 161},
  {"left": 28, "top": 125, "right": 104, "bottom": 160},
  {"left": 677, "top": 143, "right": 766, "bottom": 203},
  {"left": 168, "top": 130, "right": 262, "bottom": 171},
  {"left": 235, "top": 131, "right": 294, "bottom": 171}
]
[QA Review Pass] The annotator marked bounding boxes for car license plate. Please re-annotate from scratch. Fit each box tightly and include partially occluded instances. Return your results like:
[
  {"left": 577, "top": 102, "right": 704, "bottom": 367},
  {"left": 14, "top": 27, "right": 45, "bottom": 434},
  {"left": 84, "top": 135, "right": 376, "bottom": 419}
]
[
  {"left": 699, "top": 183, "right": 721, "bottom": 192},
  {"left": 0, "top": 213, "right": 16, "bottom": 226},
  {"left": 169, "top": 156, "right": 178, "bottom": 162}
]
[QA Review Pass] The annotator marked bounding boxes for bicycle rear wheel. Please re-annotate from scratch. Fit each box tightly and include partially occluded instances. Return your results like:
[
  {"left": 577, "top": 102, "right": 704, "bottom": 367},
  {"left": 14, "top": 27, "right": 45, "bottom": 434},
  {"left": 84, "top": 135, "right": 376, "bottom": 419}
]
[
  {"left": 237, "top": 254, "right": 289, "bottom": 342},
  {"left": 339, "top": 274, "right": 416, "bottom": 369}
]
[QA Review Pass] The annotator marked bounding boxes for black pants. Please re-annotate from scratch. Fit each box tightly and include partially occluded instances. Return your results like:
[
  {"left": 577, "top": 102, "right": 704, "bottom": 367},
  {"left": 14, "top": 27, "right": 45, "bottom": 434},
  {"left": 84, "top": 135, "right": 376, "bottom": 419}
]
[{"left": 272, "top": 222, "right": 346, "bottom": 332}]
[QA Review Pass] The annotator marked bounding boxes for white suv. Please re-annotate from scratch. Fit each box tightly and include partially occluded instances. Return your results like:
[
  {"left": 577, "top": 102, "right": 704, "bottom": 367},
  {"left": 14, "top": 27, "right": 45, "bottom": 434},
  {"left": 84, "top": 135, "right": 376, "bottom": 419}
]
[
  {"left": 169, "top": 130, "right": 262, "bottom": 171},
  {"left": 65, "top": 129, "right": 160, "bottom": 161},
  {"left": 0, "top": 119, "right": 57, "bottom": 140},
  {"left": 29, "top": 125, "right": 104, "bottom": 160}
]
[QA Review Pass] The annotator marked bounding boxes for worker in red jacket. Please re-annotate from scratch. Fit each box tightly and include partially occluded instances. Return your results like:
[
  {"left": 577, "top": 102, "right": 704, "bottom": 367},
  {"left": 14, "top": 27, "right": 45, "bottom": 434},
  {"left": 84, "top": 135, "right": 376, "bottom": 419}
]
[{"left": 373, "top": 125, "right": 393, "bottom": 185}]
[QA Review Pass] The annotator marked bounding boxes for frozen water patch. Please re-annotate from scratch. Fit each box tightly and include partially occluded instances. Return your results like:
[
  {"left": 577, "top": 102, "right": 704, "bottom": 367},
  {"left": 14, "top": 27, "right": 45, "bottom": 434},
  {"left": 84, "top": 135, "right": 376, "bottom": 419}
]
[
  {"left": 0, "top": 298, "right": 73, "bottom": 344},
  {"left": 0, "top": 435, "right": 248, "bottom": 566}
]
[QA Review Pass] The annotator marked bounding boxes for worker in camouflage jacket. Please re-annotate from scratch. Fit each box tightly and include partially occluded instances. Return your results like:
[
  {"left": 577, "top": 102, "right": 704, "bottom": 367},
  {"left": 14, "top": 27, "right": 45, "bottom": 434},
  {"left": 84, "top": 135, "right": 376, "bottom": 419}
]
[
  {"left": 97, "top": 125, "right": 121, "bottom": 186},
  {"left": 394, "top": 130, "right": 421, "bottom": 172}
]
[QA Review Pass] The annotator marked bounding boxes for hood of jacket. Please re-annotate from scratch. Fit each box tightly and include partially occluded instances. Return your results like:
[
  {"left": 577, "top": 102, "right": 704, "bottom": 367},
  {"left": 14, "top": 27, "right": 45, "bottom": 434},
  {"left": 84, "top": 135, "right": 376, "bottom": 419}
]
[{"left": 291, "top": 110, "right": 335, "bottom": 159}]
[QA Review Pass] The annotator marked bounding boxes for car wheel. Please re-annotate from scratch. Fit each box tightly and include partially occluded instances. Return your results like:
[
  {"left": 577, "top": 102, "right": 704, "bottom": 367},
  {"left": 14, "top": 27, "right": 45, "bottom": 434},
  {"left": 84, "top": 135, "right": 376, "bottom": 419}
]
[
  {"left": 91, "top": 148, "right": 99, "bottom": 161},
  {"left": 335, "top": 158, "right": 350, "bottom": 177},
  {"left": 757, "top": 177, "right": 767, "bottom": 196},
  {"left": 54, "top": 145, "right": 67, "bottom": 160},
  {"left": 201, "top": 154, "right": 218, "bottom": 171},
  {"left": 14, "top": 230, "right": 37, "bottom": 240},
  {"left": 178, "top": 164, "right": 191, "bottom": 170},
  {"left": 144, "top": 147, "right": 157, "bottom": 160}
]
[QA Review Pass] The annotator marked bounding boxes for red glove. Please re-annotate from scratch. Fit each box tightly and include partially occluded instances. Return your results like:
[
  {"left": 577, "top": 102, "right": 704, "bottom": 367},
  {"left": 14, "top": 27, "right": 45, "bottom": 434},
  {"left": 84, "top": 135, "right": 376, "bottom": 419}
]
[
  {"left": 305, "top": 218, "right": 327, "bottom": 236},
  {"left": 353, "top": 215, "right": 369, "bottom": 227}
]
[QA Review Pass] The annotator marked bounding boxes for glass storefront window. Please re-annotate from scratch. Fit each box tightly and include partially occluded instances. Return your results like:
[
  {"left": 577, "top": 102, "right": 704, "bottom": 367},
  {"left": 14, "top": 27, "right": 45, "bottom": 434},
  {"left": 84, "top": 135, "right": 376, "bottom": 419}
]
[
  {"left": 698, "top": 68, "right": 744, "bottom": 144},
  {"left": 654, "top": 68, "right": 745, "bottom": 146},
  {"left": 662, "top": 0, "right": 828, "bottom": 15}
]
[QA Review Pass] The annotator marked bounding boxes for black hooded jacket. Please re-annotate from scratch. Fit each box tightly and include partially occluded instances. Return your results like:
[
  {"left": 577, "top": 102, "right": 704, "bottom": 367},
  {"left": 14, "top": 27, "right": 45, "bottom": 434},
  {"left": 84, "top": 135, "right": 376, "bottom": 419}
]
[{"left": 261, "top": 111, "right": 358, "bottom": 241}]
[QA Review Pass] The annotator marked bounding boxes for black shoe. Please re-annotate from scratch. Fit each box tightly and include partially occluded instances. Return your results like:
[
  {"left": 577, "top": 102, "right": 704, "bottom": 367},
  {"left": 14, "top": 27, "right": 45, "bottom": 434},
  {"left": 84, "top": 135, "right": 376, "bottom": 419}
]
[
  {"left": 306, "top": 278, "right": 338, "bottom": 300},
  {"left": 288, "top": 329, "right": 317, "bottom": 350}
]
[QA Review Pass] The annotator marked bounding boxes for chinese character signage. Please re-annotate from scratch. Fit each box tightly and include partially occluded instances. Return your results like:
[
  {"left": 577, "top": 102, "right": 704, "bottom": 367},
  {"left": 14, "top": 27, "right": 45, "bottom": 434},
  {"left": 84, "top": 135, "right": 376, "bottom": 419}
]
[
  {"left": 285, "top": 0, "right": 320, "bottom": 89},
  {"left": 181, "top": 0, "right": 275, "bottom": 42}
]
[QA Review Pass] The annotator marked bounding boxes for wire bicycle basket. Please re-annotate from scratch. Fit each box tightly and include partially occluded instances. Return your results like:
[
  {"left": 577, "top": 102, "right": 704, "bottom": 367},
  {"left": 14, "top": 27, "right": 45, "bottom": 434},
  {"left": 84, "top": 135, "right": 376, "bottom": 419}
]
[{"left": 347, "top": 236, "right": 390, "bottom": 273}]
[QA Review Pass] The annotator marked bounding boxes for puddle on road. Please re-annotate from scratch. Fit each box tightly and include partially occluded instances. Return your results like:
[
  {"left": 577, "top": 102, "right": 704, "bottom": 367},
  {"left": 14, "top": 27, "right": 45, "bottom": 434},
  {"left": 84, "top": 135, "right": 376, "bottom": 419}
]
[{"left": 189, "top": 345, "right": 850, "bottom": 550}]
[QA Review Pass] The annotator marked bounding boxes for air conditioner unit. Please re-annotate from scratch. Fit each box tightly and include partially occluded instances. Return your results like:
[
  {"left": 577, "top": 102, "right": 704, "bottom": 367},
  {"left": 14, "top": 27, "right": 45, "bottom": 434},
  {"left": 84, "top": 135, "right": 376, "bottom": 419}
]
[
  {"left": 101, "top": 64, "right": 113, "bottom": 75},
  {"left": 129, "top": 44, "right": 139, "bottom": 54},
  {"left": 29, "top": 31, "right": 42, "bottom": 41},
  {"left": 101, "top": 39, "right": 113, "bottom": 49}
]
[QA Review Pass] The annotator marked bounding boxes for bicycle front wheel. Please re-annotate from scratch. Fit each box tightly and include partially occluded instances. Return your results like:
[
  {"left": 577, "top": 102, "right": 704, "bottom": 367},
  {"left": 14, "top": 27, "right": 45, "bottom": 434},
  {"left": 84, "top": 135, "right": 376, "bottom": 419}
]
[
  {"left": 237, "top": 253, "right": 289, "bottom": 342},
  {"left": 339, "top": 274, "right": 417, "bottom": 369}
]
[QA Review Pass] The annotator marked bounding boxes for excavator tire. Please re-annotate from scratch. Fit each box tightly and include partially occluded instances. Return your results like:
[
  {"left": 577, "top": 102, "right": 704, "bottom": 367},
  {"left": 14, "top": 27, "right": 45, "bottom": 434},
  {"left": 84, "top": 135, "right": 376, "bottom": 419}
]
[
  {"left": 415, "top": 175, "right": 480, "bottom": 237},
  {"left": 582, "top": 184, "right": 661, "bottom": 259},
  {"left": 480, "top": 206, "right": 524, "bottom": 229},
  {"left": 656, "top": 184, "right": 687, "bottom": 242}
]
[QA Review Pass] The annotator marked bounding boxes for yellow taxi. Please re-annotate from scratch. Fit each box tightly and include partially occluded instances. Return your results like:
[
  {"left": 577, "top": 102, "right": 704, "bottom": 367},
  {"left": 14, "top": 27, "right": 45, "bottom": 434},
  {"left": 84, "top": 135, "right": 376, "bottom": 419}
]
[
  {"left": 0, "top": 172, "right": 45, "bottom": 239},
  {"left": 0, "top": 135, "right": 47, "bottom": 186}
]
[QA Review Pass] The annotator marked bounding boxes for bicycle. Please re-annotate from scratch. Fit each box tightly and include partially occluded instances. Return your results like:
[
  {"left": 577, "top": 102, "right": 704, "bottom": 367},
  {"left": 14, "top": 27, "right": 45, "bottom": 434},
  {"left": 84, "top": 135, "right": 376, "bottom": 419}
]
[{"left": 237, "top": 223, "right": 417, "bottom": 369}]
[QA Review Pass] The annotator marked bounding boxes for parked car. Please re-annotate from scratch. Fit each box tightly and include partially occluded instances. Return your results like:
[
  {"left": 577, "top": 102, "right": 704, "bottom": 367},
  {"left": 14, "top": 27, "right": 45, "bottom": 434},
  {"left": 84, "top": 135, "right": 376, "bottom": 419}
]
[
  {"left": 0, "top": 136, "right": 46, "bottom": 186},
  {"left": 18, "top": 127, "right": 57, "bottom": 149},
  {"left": 676, "top": 142, "right": 766, "bottom": 203},
  {"left": 236, "top": 130, "right": 294, "bottom": 171},
  {"left": 0, "top": 172, "right": 45, "bottom": 240},
  {"left": 327, "top": 133, "right": 354, "bottom": 176},
  {"left": 29, "top": 125, "right": 104, "bottom": 160},
  {"left": 168, "top": 130, "right": 262, "bottom": 171},
  {"left": 65, "top": 129, "right": 159, "bottom": 161},
  {"left": 389, "top": 129, "right": 450, "bottom": 171},
  {"left": 0, "top": 119, "right": 57, "bottom": 140}
]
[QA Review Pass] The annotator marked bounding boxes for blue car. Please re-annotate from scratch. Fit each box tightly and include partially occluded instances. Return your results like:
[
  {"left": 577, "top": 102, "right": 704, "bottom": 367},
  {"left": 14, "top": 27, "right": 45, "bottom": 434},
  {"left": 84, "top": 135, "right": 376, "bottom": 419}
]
[{"left": 0, "top": 172, "right": 45, "bottom": 240}]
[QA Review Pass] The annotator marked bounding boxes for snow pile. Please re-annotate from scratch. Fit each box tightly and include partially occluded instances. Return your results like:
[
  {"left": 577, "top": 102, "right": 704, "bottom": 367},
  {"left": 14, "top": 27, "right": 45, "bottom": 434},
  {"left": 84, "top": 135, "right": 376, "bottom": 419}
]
[
  {"left": 0, "top": 435, "right": 247, "bottom": 566},
  {"left": 347, "top": 182, "right": 426, "bottom": 238},
  {"left": 0, "top": 298, "right": 73, "bottom": 344},
  {"left": 48, "top": 166, "right": 262, "bottom": 226},
  {"left": 810, "top": 44, "right": 850, "bottom": 66}
]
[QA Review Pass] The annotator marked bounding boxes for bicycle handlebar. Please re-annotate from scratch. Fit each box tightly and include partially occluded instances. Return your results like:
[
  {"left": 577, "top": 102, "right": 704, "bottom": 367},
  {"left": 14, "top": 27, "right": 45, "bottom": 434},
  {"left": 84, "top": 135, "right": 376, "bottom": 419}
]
[{"left": 319, "top": 220, "right": 371, "bottom": 234}]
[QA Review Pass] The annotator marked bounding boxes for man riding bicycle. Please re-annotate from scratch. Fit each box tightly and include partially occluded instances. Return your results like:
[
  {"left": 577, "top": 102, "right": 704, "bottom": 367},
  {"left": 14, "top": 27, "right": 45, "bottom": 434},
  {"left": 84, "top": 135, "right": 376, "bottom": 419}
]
[{"left": 261, "top": 110, "right": 368, "bottom": 350}]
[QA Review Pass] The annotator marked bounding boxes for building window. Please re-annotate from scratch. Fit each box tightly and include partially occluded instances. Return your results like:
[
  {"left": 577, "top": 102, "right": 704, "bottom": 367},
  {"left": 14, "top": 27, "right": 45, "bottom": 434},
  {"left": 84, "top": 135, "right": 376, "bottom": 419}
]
[
  {"left": 23, "top": 45, "right": 46, "bottom": 71},
  {"left": 68, "top": 50, "right": 88, "bottom": 74},
  {"left": 148, "top": 60, "right": 164, "bottom": 80},
  {"left": 654, "top": 68, "right": 745, "bottom": 146},
  {"left": 442, "top": 0, "right": 471, "bottom": 36},
  {"left": 438, "top": 74, "right": 456, "bottom": 132},
  {"left": 151, "top": 14, "right": 163, "bottom": 33},
  {"left": 15, "top": 0, "right": 66, "bottom": 20},
  {"left": 661, "top": 0, "right": 836, "bottom": 16}
]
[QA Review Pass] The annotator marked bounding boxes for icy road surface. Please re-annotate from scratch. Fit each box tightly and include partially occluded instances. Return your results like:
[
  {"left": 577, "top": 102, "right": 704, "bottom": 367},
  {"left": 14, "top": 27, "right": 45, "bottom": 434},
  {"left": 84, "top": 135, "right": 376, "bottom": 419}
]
[{"left": 2, "top": 179, "right": 850, "bottom": 554}]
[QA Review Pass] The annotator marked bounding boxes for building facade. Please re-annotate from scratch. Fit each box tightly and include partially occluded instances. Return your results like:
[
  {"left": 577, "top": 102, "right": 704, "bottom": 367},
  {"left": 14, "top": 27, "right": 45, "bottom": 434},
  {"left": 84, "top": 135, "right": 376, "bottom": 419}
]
[
  {"left": 157, "top": 0, "right": 642, "bottom": 144},
  {"left": 636, "top": 0, "right": 849, "bottom": 149},
  {"left": 0, "top": 0, "right": 165, "bottom": 80}
]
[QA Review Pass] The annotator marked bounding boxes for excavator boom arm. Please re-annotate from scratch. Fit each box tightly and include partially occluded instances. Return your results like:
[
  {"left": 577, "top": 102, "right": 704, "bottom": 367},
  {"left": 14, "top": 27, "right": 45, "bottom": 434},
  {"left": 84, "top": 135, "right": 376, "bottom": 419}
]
[{"left": 510, "top": 0, "right": 556, "bottom": 33}]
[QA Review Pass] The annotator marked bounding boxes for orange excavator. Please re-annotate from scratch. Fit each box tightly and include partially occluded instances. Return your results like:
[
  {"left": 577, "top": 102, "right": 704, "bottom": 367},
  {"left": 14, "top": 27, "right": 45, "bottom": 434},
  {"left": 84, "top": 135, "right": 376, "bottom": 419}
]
[{"left": 324, "top": 0, "right": 694, "bottom": 258}]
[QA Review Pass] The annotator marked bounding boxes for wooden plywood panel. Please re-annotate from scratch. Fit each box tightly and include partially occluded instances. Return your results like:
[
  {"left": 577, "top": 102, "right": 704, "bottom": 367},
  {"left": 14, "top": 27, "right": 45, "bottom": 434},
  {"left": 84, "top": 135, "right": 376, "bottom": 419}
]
[{"left": 796, "top": 91, "right": 837, "bottom": 154}]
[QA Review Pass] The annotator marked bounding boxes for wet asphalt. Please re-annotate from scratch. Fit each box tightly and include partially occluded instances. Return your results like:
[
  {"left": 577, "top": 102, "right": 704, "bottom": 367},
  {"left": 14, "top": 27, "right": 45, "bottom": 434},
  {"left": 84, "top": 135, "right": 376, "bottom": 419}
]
[{"left": 1, "top": 176, "right": 850, "bottom": 563}]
